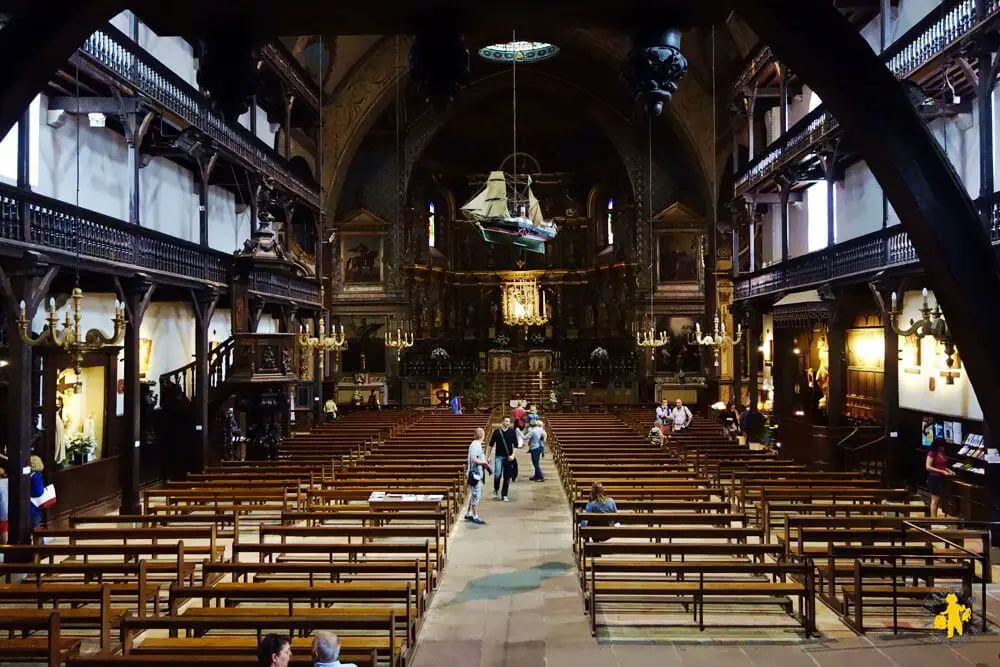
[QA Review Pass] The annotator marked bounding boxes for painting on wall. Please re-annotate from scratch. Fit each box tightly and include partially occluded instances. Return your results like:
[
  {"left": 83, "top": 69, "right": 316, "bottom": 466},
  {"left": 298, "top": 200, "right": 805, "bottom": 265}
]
[
  {"left": 341, "top": 234, "right": 383, "bottom": 285},
  {"left": 656, "top": 232, "right": 701, "bottom": 284}
]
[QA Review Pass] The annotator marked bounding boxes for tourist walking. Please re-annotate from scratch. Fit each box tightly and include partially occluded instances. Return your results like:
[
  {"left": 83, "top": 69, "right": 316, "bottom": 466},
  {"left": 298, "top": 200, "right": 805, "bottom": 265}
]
[
  {"left": 926, "top": 437, "right": 954, "bottom": 518},
  {"left": 488, "top": 417, "right": 518, "bottom": 501},
  {"left": 466, "top": 427, "right": 491, "bottom": 524},
  {"left": 527, "top": 419, "right": 547, "bottom": 482}
]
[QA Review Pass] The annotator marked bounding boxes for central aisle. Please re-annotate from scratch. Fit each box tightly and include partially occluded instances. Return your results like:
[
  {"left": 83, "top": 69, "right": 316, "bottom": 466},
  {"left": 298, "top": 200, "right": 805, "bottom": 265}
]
[{"left": 408, "top": 449, "right": 615, "bottom": 667}]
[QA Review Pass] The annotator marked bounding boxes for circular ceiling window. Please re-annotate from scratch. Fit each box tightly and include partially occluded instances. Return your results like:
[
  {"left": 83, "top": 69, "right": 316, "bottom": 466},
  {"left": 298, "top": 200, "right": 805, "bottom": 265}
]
[{"left": 478, "top": 41, "right": 559, "bottom": 63}]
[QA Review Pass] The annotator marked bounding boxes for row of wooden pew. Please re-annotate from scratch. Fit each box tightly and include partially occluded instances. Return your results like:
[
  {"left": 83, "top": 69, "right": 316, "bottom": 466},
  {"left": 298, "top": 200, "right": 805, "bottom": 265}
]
[
  {"left": 0, "top": 409, "right": 485, "bottom": 665},
  {"left": 551, "top": 410, "right": 990, "bottom": 637}
]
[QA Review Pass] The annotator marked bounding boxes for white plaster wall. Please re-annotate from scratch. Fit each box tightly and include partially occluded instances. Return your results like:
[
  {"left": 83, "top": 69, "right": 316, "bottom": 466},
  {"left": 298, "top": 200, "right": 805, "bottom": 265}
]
[
  {"left": 35, "top": 105, "right": 129, "bottom": 220},
  {"left": 835, "top": 162, "right": 884, "bottom": 243},
  {"left": 135, "top": 23, "right": 198, "bottom": 89},
  {"left": 140, "top": 156, "right": 200, "bottom": 242},
  {"left": 207, "top": 186, "right": 252, "bottom": 253},
  {"left": 897, "top": 290, "right": 982, "bottom": 420},
  {"left": 255, "top": 105, "right": 278, "bottom": 151},
  {"left": 787, "top": 192, "right": 809, "bottom": 259},
  {"left": 927, "top": 108, "right": 980, "bottom": 198}
]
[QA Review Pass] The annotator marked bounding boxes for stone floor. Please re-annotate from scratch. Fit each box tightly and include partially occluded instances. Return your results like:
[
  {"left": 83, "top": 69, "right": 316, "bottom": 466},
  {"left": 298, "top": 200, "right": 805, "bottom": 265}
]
[{"left": 408, "top": 450, "right": 1000, "bottom": 667}]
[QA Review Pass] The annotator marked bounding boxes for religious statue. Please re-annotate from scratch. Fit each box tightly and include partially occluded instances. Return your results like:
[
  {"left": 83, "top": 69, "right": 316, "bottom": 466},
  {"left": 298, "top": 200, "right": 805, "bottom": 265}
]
[{"left": 464, "top": 303, "right": 475, "bottom": 329}]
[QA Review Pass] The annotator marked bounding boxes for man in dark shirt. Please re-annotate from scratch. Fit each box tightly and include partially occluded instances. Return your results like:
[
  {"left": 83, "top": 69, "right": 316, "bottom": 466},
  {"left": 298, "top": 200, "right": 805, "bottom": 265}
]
[{"left": 487, "top": 417, "right": 518, "bottom": 501}]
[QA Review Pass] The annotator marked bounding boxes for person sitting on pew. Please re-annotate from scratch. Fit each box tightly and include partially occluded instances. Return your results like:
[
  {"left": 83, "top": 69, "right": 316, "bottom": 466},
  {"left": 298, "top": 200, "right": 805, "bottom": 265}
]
[
  {"left": 579, "top": 482, "right": 619, "bottom": 541},
  {"left": 313, "top": 631, "right": 357, "bottom": 667},
  {"left": 258, "top": 633, "right": 292, "bottom": 667},
  {"left": 648, "top": 423, "right": 664, "bottom": 447},
  {"left": 926, "top": 437, "right": 955, "bottom": 518}
]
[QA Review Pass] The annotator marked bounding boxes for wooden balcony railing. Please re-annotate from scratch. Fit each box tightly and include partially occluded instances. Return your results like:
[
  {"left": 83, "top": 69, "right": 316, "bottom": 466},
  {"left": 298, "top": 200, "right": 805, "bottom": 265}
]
[
  {"left": 0, "top": 182, "right": 230, "bottom": 284},
  {"left": 734, "top": 192, "right": 1000, "bottom": 300},
  {"left": 260, "top": 41, "right": 320, "bottom": 110},
  {"left": 0, "top": 183, "right": 322, "bottom": 303},
  {"left": 80, "top": 25, "right": 320, "bottom": 210},
  {"left": 247, "top": 268, "right": 321, "bottom": 306},
  {"left": 733, "top": 0, "right": 999, "bottom": 198}
]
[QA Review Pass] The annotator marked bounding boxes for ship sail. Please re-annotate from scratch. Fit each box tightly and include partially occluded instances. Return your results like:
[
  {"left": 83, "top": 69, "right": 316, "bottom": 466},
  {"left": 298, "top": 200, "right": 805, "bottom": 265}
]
[
  {"left": 526, "top": 176, "right": 545, "bottom": 226},
  {"left": 461, "top": 171, "right": 511, "bottom": 220}
]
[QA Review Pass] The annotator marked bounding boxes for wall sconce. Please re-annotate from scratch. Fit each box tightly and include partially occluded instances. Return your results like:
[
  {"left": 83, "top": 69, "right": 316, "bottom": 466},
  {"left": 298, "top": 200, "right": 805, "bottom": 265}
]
[{"left": 870, "top": 283, "right": 957, "bottom": 384}]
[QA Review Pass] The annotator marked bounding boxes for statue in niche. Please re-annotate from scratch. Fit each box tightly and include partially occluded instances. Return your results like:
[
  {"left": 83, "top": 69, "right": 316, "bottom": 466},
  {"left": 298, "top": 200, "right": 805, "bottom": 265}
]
[
  {"left": 446, "top": 301, "right": 456, "bottom": 331},
  {"left": 490, "top": 301, "right": 499, "bottom": 328},
  {"left": 567, "top": 235, "right": 577, "bottom": 267},
  {"left": 434, "top": 303, "right": 444, "bottom": 329},
  {"left": 584, "top": 304, "right": 595, "bottom": 329},
  {"left": 464, "top": 303, "right": 475, "bottom": 329}
]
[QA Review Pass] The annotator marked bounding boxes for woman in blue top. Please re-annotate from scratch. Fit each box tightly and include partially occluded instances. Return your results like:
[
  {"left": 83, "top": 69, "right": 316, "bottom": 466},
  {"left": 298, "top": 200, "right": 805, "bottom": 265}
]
[
  {"left": 580, "top": 482, "right": 618, "bottom": 542},
  {"left": 29, "top": 455, "right": 45, "bottom": 528}
]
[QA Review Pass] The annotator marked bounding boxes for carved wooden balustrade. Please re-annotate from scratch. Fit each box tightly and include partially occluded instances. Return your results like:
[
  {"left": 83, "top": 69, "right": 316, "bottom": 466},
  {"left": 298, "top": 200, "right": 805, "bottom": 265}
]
[
  {"left": 160, "top": 337, "right": 236, "bottom": 403},
  {"left": 228, "top": 333, "right": 299, "bottom": 384}
]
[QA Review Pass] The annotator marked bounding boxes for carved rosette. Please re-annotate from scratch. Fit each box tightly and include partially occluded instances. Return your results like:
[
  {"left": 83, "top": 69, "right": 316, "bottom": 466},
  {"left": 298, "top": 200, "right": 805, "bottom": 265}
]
[{"left": 621, "top": 29, "right": 688, "bottom": 116}]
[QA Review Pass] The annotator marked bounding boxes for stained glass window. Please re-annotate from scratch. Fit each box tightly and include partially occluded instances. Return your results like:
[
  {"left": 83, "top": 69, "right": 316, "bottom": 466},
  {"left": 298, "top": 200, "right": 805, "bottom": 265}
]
[
  {"left": 428, "top": 202, "right": 436, "bottom": 248},
  {"left": 607, "top": 198, "right": 615, "bottom": 246}
]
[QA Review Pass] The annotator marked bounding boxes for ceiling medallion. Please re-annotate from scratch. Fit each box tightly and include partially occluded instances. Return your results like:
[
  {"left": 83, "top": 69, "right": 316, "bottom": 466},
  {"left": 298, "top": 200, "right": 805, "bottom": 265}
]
[{"left": 479, "top": 41, "right": 560, "bottom": 63}]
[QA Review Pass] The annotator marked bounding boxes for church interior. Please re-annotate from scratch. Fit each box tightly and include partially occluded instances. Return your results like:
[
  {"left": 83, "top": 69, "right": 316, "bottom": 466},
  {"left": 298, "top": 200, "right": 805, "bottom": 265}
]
[{"left": 0, "top": 0, "right": 999, "bottom": 664}]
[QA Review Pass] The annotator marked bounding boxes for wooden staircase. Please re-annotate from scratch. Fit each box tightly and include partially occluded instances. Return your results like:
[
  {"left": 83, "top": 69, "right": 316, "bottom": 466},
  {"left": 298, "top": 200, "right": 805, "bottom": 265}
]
[{"left": 488, "top": 370, "right": 552, "bottom": 409}]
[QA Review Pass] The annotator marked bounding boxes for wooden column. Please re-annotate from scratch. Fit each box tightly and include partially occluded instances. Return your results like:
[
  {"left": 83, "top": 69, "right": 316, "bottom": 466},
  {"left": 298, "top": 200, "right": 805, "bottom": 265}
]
[
  {"left": 773, "top": 326, "right": 795, "bottom": 418},
  {"left": 746, "top": 307, "right": 762, "bottom": 416},
  {"left": 779, "top": 181, "right": 791, "bottom": 262},
  {"left": 284, "top": 93, "right": 295, "bottom": 158},
  {"left": 875, "top": 282, "right": 901, "bottom": 482},
  {"left": 196, "top": 153, "right": 217, "bottom": 248},
  {"left": 114, "top": 276, "right": 154, "bottom": 515},
  {"left": 123, "top": 110, "right": 153, "bottom": 226},
  {"left": 779, "top": 68, "right": 788, "bottom": 134},
  {"left": 732, "top": 307, "right": 744, "bottom": 408},
  {"left": 191, "top": 289, "right": 219, "bottom": 472},
  {"left": 827, "top": 310, "right": 847, "bottom": 428},
  {"left": 0, "top": 256, "right": 57, "bottom": 545}
]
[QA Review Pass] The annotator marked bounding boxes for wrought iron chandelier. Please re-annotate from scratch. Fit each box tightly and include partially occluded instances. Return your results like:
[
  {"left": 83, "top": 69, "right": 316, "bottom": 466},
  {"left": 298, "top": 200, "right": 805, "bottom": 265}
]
[
  {"left": 18, "top": 288, "right": 126, "bottom": 375},
  {"left": 18, "top": 64, "right": 125, "bottom": 374},
  {"left": 385, "top": 326, "right": 415, "bottom": 361},
  {"left": 501, "top": 274, "right": 548, "bottom": 327},
  {"left": 690, "top": 310, "right": 742, "bottom": 368}
]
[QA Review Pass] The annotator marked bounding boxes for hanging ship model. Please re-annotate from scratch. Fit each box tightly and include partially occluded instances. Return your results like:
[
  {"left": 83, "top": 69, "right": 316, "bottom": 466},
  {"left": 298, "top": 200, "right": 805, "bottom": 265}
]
[{"left": 460, "top": 170, "right": 558, "bottom": 254}]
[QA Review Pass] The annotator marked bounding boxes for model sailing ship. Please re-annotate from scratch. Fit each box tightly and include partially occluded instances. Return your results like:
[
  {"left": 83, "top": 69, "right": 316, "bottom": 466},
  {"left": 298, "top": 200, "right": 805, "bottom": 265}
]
[{"left": 461, "top": 170, "right": 558, "bottom": 254}]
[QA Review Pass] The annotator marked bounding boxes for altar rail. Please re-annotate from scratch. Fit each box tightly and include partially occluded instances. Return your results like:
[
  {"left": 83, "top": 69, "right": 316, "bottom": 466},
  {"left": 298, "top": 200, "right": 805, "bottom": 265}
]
[{"left": 79, "top": 24, "right": 320, "bottom": 209}]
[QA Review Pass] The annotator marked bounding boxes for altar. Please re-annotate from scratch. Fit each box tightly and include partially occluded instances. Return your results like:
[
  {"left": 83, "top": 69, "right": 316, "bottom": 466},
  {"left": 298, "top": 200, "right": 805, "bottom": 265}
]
[{"left": 334, "top": 373, "right": 388, "bottom": 407}]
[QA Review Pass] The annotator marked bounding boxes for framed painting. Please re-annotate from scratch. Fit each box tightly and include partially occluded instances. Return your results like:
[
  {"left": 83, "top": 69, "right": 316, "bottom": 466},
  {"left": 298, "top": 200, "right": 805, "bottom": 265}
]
[
  {"left": 341, "top": 234, "right": 384, "bottom": 286},
  {"left": 656, "top": 231, "right": 703, "bottom": 287}
]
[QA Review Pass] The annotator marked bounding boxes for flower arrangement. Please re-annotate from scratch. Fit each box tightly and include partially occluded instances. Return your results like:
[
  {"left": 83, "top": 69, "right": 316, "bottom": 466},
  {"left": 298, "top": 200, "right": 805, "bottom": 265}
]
[
  {"left": 494, "top": 333, "right": 510, "bottom": 348},
  {"left": 529, "top": 333, "right": 546, "bottom": 345},
  {"left": 430, "top": 347, "right": 450, "bottom": 361},
  {"left": 66, "top": 433, "right": 95, "bottom": 465},
  {"left": 590, "top": 347, "right": 609, "bottom": 361}
]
